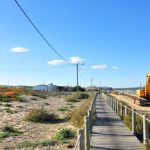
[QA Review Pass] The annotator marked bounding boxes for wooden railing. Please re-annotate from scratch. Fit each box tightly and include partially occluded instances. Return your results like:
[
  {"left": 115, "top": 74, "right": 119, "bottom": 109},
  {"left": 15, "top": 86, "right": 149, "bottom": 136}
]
[
  {"left": 103, "top": 93, "right": 150, "bottom": 145},
  {"left": 74, "top": 92, "right": 98, "bottom": 150}
]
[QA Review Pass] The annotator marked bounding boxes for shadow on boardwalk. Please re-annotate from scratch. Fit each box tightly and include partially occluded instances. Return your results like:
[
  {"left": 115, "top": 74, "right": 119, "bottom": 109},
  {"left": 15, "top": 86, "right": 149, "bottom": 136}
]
[{"left": 90, "top": 94, "right": 143, "bottom": 150}]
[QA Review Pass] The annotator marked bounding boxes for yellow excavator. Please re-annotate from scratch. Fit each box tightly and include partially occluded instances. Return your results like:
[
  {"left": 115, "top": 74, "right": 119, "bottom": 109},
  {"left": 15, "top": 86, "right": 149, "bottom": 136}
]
[{"left": 136, "top": 71, "right": 150, "bottom": 105}]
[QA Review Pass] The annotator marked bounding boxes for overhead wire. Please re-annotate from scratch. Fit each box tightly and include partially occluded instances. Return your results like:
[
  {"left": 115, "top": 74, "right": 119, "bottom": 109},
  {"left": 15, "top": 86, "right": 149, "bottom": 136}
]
[{"left": 14, "top": 0, "right": 67, "bottom": 62}]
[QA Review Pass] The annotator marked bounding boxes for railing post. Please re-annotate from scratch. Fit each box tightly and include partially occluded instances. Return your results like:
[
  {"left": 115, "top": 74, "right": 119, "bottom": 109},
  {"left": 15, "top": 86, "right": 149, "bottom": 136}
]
[
  {"left": 120, "top": 103, "right": 122, "bottom": 116},
  {"left": 143, "top": 115, "right": 149, "bottom": 144},
  {"left": 78, "top": 128, "right": 84, "bottom": 150},
  {"left": 84, "top": 116, "right": 89, "bottom": 150},
  {"left": 89, "top": 108, "right": 92, "bottom": 129},
  {"left": 125, "top": 106, "right": 127, "bottom": 116},
  {"left": 113, "top": 100, "right": 115, "bottom": 111},
  {"left": 132, "top": 109, "right": 136, "bottom": 135},
  {"left": 116, "top": 101, "right": 119, "bottom": 114},
  {"left": 115, "top": 101, "right": 117, "bottom": 113}
]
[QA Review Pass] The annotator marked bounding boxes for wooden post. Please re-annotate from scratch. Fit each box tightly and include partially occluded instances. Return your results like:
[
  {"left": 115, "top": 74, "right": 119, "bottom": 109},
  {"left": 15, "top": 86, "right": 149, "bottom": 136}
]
[
  {"left": 78, "top": 128, "right": 84, "bottom": 150},
  {"left": 115, "top": 101, "right": 117, "bottom": 113},
  {"left": 143, "top": 115, "right": 148, "bottom": 144},
  {"left": 117, "top": 101, "right": 119, "bottom": 114},
  {"left": 125, "top": 106, "right": 127, "bottom": 116},
  {"left": 89, "top": 108, "right": 92, "bottom": 129},
  {"left": 84, "top": 116, "right": 89, "bottom": 150},
  {"left": 120, "top": 103, "right": 123, "bottom": 117},
  {"left": 132, "top": 109, "right": 136, "bottom": 135},
  {"left": 113, "top": 100, "right": 115, "bottom": 111}
]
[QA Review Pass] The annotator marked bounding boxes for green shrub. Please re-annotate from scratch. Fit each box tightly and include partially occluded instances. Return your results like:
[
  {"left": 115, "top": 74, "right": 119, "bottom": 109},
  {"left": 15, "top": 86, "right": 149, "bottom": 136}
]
[
  {"left": 17, "top": 141, "right": 39, "bottom": 148},
  {"left": 59, "top": 107, "right": 70, "bottom": 112},
  {"left": 16, "top": 96, "right": 27, "bottom": 102},
  {"left": 0, "top": 95, "right": 11, "bottom": 102},
  {"left": 24, "top": 108, "right": 59, "bottom": 123},
  {"left": 0, "top": 125, "right": 22, "bottom": 139},
  {"left": 39, "top": 95, "right": 47, "bottom": 99},
  {"left": 4, "top": 103, "right": 12, "bottom": 107},
  {"left": 4, "top": 108, "right": 14, "bottom": 114},
  {"left": 55, "top": 128, "right": 75, "bottom": 141},
  {"left": 30, "top": 97, "right": 37, "bottom": 101},
  {"left": 65, "top": 96, "right": 78, "bottom": 102},
  {"left": 78, "top": 93, "right": 89, "bottom": 99},
  {"left": 17, "top": 139, "right": 55, "bottom": 148}
]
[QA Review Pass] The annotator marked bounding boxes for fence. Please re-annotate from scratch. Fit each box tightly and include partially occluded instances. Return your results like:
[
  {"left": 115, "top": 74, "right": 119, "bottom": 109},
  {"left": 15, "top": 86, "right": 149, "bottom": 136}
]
[
  {"left": 103, "top": 93, "right": 150, "bottom": 144},
  {"left": 74, "top": 92, "right": 98, "bottom": 150}
]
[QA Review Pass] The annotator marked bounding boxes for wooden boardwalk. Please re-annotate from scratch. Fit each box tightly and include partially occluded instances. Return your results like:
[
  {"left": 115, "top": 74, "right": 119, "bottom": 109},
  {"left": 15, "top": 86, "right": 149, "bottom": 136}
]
[{"left": 90, "top": 94, "right": 143, "bottom": 150}]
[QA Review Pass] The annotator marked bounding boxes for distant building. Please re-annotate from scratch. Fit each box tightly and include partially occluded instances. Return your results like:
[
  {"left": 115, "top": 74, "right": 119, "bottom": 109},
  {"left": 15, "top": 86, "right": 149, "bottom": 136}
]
[
  {"left": 33, "top": 83, "right": 58, "bottom": 92},
  {"left": 47, "top": 84, "right": 58, "bottom": 92},
  {"left": 102, "top": 86, "right": 113, "bottom": 92},
  {"left": 33, "top": 85, "right": 48, "bottom": 91},
  {"left": 86, "top": 86, "right": 98, "bottom": 91}
]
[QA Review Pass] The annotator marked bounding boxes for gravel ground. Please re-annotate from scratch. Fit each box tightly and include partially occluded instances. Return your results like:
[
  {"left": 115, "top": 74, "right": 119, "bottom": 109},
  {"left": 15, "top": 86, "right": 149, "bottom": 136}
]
[{"left": 0, "top": 94, "right": 81, "bottom": 150}]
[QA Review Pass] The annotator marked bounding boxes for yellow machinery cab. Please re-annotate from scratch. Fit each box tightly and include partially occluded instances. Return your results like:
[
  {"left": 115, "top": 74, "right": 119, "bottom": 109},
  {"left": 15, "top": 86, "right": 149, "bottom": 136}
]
[{"left": 137, "top": 71, "right": 150, "bottom": 99}]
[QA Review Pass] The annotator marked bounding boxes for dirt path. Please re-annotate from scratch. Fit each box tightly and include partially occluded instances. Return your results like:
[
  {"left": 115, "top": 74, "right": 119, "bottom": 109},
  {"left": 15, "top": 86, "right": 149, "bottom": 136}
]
[{"left": 111, "top": 93, "right": 150, "bottom": 114}]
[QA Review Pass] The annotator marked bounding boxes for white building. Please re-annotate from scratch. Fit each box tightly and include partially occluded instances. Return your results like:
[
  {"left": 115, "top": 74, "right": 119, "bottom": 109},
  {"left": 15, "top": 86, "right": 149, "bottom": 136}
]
[
  {"left": 33, "top": 84, "right": 48, "bottom": 91},
  {"left": 33, "top": 83, "right": 58, "bottom": 92},
  {"left": 47, "top": 84, "right": 58, "bottom": 92}
]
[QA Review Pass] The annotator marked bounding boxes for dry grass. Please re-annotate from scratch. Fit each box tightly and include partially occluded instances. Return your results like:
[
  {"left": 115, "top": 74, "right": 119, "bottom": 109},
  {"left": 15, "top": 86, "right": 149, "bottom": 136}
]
[
  {"left": 24, "top": 108, "right": 60, "bottom": 123},
  {"left": 67, "top": 98, "right": 92, "bottom": 128}
]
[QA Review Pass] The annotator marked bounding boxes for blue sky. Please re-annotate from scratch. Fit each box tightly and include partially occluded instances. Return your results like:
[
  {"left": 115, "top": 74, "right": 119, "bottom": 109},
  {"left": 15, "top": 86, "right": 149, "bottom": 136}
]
[{"left": 0, "top": 0, "right": 150, "bottom": 88}]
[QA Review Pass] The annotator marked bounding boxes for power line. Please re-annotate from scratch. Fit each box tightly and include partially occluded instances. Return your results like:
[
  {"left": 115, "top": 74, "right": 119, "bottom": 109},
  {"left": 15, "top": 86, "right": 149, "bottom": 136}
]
[{"left": 14, "top": 0, "right": 67, "bottom": 62}]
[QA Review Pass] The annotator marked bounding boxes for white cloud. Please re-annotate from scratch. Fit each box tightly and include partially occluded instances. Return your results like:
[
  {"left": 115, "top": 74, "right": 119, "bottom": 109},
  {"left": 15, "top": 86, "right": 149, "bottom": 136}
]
[
  {"left": 91, "top": 64, "right": 108, "bottom": 69},
  {"left": 48, "top": 59, "right": 65, "bottom": 65},
  {"left": 69, "top": 56, "right": 85, "bottom": 64},
  {"left": 112, "top": 66, "right": 118, "bottom": 70},
  {"left": 9, "top": 47, "right": 30, "bottom": 53}
]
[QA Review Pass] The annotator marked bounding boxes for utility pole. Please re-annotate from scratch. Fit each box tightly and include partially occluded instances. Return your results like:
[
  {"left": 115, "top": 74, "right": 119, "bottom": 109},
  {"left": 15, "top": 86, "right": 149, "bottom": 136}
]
[
  {"left": 77, "top": 63, "right": 79, "bottom": 93},
  {"left": 91, "top": 78, "right": 93, "bottom": 87}
]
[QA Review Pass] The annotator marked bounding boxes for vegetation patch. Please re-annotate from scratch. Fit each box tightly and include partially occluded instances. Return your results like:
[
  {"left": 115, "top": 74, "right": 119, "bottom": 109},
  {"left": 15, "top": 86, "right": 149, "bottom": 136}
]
[
  {"left": 55, "top": 128, "right": 75, "bottom": 141},
  {"left": 65, "top": 96, "right": 78, "bottom": 102},
  {"left": 3, "top": 103, "right": 12, "bottom": 107},
  {"left": 30, "top": 97, "right": 37, "bottom": 101},
  {"left": 59, "top": 107, "right": 70, "bottom": 112},
  {"left": 0, "top": 95, "right": 11, "bottom": 102},
  {"left": 15, "top": 96, "right": 27, "bottom": 102},
  {"left": 66, "top": 99, "right": 91, "bottom": 127},
  {"left": 4, "top": 108, "right": 14, "bottom": 114},
  {"left": 123, "top": 114, "right": 144, "bottom": 142},
  {"left": 24, "top": 108, "right": 60, "bottom": 123},
  {"left": 144, "top": 144, "right": 150, "bottom": 150},
  {"left": 0, "top": 125, "right": 22, "bottom": 139},
  {"left": 78, "top": 93, "right": 89, "bottom": 99},
  {"left": 17, "top": 139, "right": 55, "bottom": 148}
]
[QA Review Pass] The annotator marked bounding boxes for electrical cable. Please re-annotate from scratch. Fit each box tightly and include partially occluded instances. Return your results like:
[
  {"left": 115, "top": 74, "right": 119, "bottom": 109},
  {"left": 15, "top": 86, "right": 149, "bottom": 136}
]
[{"left": 14, "top": 0, "right": 67, "bottom": 62}]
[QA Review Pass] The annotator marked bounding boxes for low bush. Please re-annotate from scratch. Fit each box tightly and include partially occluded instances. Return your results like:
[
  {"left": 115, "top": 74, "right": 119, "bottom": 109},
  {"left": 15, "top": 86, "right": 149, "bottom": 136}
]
[
  {"left": 65, "top": 96, "right": 78, "bottom": 102},
  {"left": 30, "top": 97, "right": 37, "bottom": 101},
  {"left": 4, "top": 108, "right": 14, "bottom": 114},
  {"left": 17, "top": 139, "right": 55, "bottom": 148},
  {"left": 78, "top": 93, "right": 89, "bottom": 99},
  {"left": 59, "top": 107, "right": 70, "bottom": 112},
  {"left": 55, "top": 128, "right": 75, "bottom": 141},
  {"left": 15, "top": 96, "right": 27, "bottom": 102},
  {"left": 24, "top": 108, "right": 59, "bottom": 123},
  {"left": 66, "top": 99, "right": 91, "bottom": 127},
  {"left": 0, "top": 95, "right": 11, "bottom": 102},
  {"left": 0, "top": 125, "right": 22, "bottom": 139},
  {"left": 4, "top": 103, "right": 12, "bottom": 107}
]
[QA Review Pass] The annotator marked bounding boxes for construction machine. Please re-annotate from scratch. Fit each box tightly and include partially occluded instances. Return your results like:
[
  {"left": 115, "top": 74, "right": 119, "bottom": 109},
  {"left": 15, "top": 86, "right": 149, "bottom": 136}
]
[{"left": 136, "top": 71, "right": 150, "bottom": 105}]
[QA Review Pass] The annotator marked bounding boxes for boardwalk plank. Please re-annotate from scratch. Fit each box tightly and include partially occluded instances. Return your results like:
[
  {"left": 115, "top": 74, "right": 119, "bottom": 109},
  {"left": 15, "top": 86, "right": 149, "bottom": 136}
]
[{"left": 90, "top": 94, "right": 143, "bottom": 150}]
